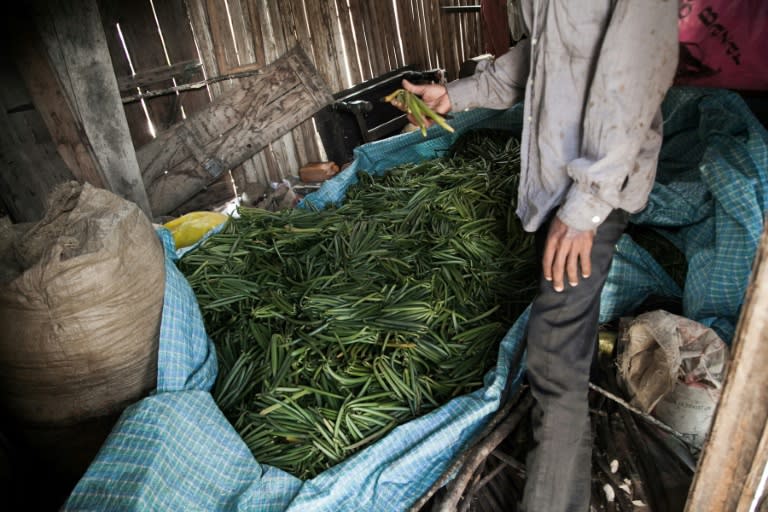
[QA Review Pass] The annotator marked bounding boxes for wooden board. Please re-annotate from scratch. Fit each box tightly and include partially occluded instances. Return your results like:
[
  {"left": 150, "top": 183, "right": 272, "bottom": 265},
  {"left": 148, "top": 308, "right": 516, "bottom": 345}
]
[
  {"left": 684, "top": 227, "right": 768, "bottom": 511},
  {"left": 99, "top": 0, "right": 174, "bottom": 147},
  {"left": 150, "top": 0, "right": 211, "bottom": 118},
  {"left": 8, "top": 18, "right": 104, "bottom": 190},
  {"left": 138, "top": 46, "right": 332, "bottom": 216},
  {"left": 0, "top": 61, "right": 75, "bottom": 223},
  {"left": 170, "top": 170, "right": 235, "bottom": 217},
  {"left": 35, "top": 0, "right": 151, "bottom": 216},
  {"left": 185, "top": 0, "right": 225, "bottom": 99},
  {"left": 347, "top": 0, "right": 373, "bottom": 81}
]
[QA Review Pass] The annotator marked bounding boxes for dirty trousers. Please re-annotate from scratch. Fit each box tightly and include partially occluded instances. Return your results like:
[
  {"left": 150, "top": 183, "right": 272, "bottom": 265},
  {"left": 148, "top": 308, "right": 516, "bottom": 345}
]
[{"left": 521, "top": 209, "right": 629, "bottom": 512}]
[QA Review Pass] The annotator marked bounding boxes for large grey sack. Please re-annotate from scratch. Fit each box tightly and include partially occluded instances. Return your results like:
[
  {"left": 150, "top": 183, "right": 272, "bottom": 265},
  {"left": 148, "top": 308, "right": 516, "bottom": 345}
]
[{"left": 0, "top": 181, "right": 163, "bottom": 426}]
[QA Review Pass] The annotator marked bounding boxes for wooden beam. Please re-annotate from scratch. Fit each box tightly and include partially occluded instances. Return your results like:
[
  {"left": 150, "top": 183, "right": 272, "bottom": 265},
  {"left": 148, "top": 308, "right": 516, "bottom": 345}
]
[
  {"left": 120, "top": 68, "right": 268, "bottom": 104},
  {"left": 685, "top": 225, "right": 768, "bottom": 511},
  {"left": 137, "top": 46, "right": 332, "bottom": 216},
  {"left": 9, "top": 15, "right": 105, "bottom": 190},
  {"left": 36, "top": 0, "right": 152, "bottom": 216},
  {"left": 116, "top": 60, "right": 202, "bottom": 92},
  {"left": 736, "top": 421, "right": 768, "bottom": 511},
  {"left": 0, "top": 64, "right": 75, "bottom": 223}
]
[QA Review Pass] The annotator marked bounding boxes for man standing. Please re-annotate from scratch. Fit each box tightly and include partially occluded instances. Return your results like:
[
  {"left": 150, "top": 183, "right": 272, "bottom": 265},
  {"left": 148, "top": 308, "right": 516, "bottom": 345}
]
[{"left": 404, "top": 1, "right": 678, "bottom": 510}]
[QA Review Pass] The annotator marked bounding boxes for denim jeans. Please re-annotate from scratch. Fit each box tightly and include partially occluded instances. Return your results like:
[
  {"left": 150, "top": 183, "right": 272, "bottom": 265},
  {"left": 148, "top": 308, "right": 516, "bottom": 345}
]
[{"left": 521, "top": 209, "right": 629, "bottom": 512}]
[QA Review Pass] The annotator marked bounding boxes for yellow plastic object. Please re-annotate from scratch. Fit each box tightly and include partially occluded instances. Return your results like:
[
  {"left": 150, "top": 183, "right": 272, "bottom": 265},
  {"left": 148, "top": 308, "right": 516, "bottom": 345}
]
[{"left": 163, "top": 211, "right": 228, "bottom": 249}]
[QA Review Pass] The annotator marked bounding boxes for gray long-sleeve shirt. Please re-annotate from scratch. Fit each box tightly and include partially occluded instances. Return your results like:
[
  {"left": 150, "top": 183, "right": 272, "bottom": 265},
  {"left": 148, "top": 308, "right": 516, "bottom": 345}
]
[{"left": 447, "top": 0, "right": 679, "bottom": 232}]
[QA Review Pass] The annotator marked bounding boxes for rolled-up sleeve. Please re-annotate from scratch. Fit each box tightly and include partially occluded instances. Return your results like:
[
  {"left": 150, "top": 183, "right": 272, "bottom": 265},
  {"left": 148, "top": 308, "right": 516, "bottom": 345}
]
[
  {"left": 556, "top": 0, "right": 678, "bottom": 232},
  {"left": 446, "top": 39, "right": 531, "bottom": 112}
]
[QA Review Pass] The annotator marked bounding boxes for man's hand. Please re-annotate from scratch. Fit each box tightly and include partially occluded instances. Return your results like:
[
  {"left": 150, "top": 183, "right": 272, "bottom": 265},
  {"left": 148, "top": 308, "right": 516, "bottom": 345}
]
[
  {"left": 401, "top": 79, "right": 452, "bottom": 127},
  {"left": 542, "top": 217, "right": 595, "bottom": 292}
]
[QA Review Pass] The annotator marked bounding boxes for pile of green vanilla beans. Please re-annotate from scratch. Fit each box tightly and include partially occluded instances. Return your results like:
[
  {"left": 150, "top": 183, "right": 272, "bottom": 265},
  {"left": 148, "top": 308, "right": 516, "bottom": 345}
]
[{"left": 178, "top": 130, "right": 538, "bottom": 479}]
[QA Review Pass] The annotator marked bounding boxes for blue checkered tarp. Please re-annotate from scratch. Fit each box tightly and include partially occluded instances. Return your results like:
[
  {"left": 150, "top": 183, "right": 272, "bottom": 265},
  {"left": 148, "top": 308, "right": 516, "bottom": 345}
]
[{"left": 64, "top": 87, "right": 767, "bottom": 511}]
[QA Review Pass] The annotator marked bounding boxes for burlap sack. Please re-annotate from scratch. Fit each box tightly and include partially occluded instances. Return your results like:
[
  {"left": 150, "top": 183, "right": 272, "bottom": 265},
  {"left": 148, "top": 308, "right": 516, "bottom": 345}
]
[{"left": 0, "top": 182, "right": 163, "bottom": 426}]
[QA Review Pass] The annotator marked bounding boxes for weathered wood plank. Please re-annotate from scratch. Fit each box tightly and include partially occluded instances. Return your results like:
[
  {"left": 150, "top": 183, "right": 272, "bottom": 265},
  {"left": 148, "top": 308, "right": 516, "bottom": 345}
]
[
  {"left": 233, "top": 156, "right": 269, "bottom": 201},
  {"left": 0, "top": 141, "right": 74, "bottom": 223},
  {"left": 264, "top": 2, "right": 305, "bottom": 177},
  {"left": 415, "top": 0, "right": 433, "bottom": 69},
  {"left": 326, "top": 0, "right": 352, "bottom": 88},
  {"left": 264, "top": 0, "right": 304, "bottom": 204},
  {"left": 291, "top": 120, "right": 313, "bottom": 169},
  {"left": 270, "top": 136, "right": 299, "bottom": 179},
  {"left": 460, "top": 0, "right": 481, "bottom": 59},
  {"left": 444, "top": 0, "right": 460, "bottom": 80},
  {"left": 275, "top": 0, "right": 303, "bottom": 57},
  {"left": 359, "top": 1, "right": 386, "bottom": 76},
  {"left": 0, "top": 55, "right": 74, "bottom": 222},
  {"left": 138, "top": 47, "right": 332, "bottom": 215},
  {"left": 226, "top": 0, "right": 258, "bottom": 67},
  {"left": 99, "top": 0, "right": 178, "bottom": 136},
  {"left": 266, "top": 1, "right": 322, "bottom": 171},
  {"left": 304, "top": 0, "right": 344, "bottom": 93},
  {"left": 241, "top": 0, "right": 266, "bottom": 69},
  {"left": 117, "top": 60, "right": 202, "bottom": 91},
  {"left": 377, "top": 0, "right": 401, "bottom": 71},
  {"left": 347, "top": 0, "right": 373, "bottom": 81},
  {"left": 0, "top": 139, "right": 76, "bottom": 223},
  {"left": 335, "top": 0, "right": 362, "bottom": 86},
  {"left": 39, "top": 0, "right": 151, "bottom": 215},
  {"left": 256, "top": 0, "right": 283, "bottom": 63},
  {"left": 97, "top": 1, "right": 154, "bottom": 148},
  {"left": 205, "top": 0, "right": 240, "bottom": 72},
  {"left": 170, "top": 170, "right": 234, "bottom": 217},
  {"left": 395, "top": 0, "right": 421, "bottom": 68},
  {"left": 684, "top": 227, "right": 768, "bottom": 512},
  {"left": 151, "top": 0, "right": 211, "bottom": 117},
  {"left": 265, "top": 2, "right": 320, "bottom": 174},
  {"left": 372, "top": 1, "right": 391, "bottom": 71},
  {"left": 735, "top": 421, "right": 768, "bottom": 511},
  {"left": 185, "top": 0, "right": 225, "bottom": 98},
  {"left": 9, "top": 20, "right": 104, "bottom": 189},
  {"left": 429, "top": 0, "right": 446, "bottom": 73}
]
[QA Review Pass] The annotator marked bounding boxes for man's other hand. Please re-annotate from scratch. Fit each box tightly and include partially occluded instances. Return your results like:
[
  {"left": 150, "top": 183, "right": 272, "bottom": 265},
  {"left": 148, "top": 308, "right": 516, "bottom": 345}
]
[{"left": 542, "top": 217, "right": 595, "bottom": 292}]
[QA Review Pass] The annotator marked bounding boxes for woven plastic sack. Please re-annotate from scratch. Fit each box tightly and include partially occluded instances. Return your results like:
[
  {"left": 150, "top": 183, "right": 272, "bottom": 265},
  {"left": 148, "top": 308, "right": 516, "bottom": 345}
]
[
  {"left": 0, "top": 182, "right": 163, "bottom": 425},
  {"left": 0, "top": 182, "right": 164, "bottom": 492}
]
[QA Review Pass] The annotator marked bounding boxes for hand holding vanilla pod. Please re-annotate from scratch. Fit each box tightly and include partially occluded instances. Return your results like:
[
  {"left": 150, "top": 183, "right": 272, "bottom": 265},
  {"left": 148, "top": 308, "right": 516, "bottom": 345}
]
[{"left": 384, "top": 87, "right": 454, "bottom": 136}]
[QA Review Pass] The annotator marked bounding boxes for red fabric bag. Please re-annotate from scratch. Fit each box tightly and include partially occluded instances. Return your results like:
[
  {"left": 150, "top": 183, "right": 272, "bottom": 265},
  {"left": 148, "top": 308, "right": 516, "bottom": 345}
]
[{"left": 676, "top": 0, "right": 768, "bottom": 90}]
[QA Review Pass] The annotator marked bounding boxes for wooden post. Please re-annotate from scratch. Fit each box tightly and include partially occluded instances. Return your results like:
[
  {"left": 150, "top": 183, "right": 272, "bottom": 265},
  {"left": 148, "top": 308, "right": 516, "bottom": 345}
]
[
  {"left": 685, "top": 225, "right": 768, "bottom": 511},
  {"left": 10, "top": 20, "right": 105, "bottom": 191},
  {"left": 0, "top": 53, "right": 75, "bottom": 223},
  {"left": 36, "top": 0, "right": 152, "bottom": 216}
]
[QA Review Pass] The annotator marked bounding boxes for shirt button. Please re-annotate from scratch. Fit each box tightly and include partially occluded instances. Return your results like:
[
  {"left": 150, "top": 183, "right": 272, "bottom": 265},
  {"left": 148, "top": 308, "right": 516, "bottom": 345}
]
[
  {"left": 531, "top": 38, "right": 538, "bottom": 45},
  {"left": 591, "top": 216, "right": 601, "bottom": 223},
  {"left": 527, "top": 116, "right": 533, "bottom": 122}
]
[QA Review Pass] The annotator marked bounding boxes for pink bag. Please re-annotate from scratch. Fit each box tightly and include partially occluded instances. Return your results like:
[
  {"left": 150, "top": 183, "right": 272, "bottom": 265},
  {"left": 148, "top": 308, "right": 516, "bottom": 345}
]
[{"left": 676, "top": 0, "right": 768, "bottom": 91}]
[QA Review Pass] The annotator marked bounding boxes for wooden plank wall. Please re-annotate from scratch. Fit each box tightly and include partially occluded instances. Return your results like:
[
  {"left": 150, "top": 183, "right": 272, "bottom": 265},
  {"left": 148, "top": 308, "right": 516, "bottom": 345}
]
[
  {"left": 98, "top": 0, "right": 486, "bottom": 215},
  {"left": 0, "top": 52, "right": 75, "bottom": 222}
]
